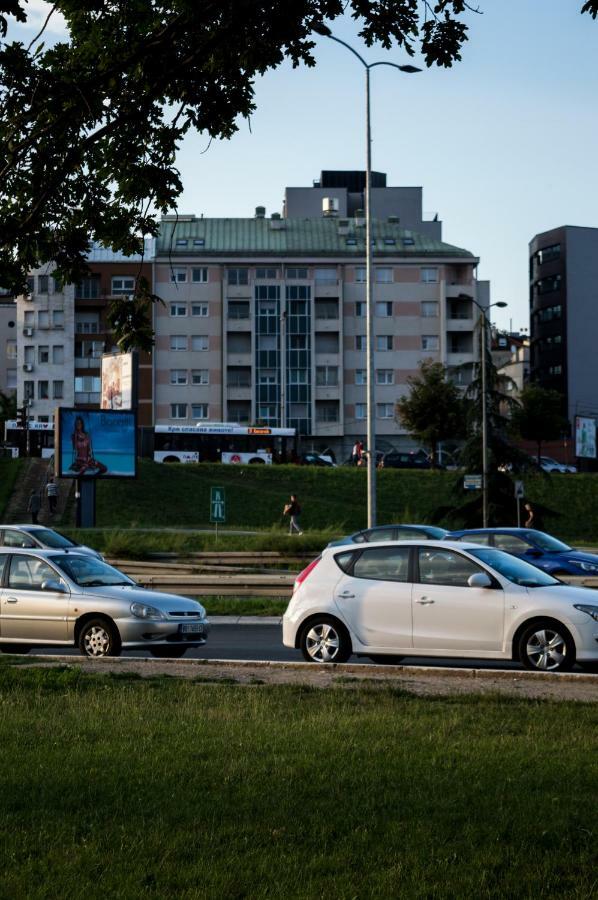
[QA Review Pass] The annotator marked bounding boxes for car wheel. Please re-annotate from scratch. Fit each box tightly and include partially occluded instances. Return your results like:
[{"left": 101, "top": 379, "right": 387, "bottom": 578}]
[
  {"left": 518, "top": 620, "right": 575, "bottom": 672},
  {"left": 0, "top": 644, "right": 30, "bottom": 654},
  {"left": 300, "top": 616, "right": 351, "bottom": 664},
  {"left": 78, "top": 618, "right": 121, "bottom": 658},
  {"left": 149, "top": 646, "right": 188, "bottom": 658},
  {"left": 368, "top": 655, "right": 404, "bottom": 665}
]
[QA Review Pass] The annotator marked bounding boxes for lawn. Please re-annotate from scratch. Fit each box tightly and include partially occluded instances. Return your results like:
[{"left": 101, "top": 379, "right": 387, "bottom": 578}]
[
  {"left": 88, "top": 459, "right": 598, "bottom": 542},
  {"left": 0, "top": 664, "right": 596, "bottom": 898},
  {"left": 0, "top": 458, "right": 21, "bottom": 518}
]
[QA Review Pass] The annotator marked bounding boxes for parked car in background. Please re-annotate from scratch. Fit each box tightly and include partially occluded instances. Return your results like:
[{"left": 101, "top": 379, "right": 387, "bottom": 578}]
[
  {"left": 379, "top": 450, "right": 433, "bottom": 470},
  {"left": 283, "top": 540, "right": 598, "bottom": 671},
  {"left": 0, "top": 549, "right": 209, "bottom": 657},
  {"left": 447, "top": 528, "right": 598, "bottom": 576},
  {"left": 328, "top": 524, "right": 449, "bottom": 547},
  {"left": 539, "top": 456, "right": 577, "bottom": 474},
  {"left": 0, "top": 525, "right": 102, "bottom": 559},
  {"left": 299, "top": 453, "right": 336, "bottom": 467}
]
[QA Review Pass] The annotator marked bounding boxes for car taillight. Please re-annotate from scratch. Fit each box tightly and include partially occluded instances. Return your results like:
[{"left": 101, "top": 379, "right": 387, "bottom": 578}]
[{"left": 294, "top": 556, "right": 321, "bottom": 592}]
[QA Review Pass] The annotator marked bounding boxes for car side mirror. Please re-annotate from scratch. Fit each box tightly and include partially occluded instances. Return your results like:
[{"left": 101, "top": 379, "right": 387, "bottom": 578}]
[
  {"left": 41, "top": 580, "right": 67, "bottom": 593},
  {"left": 468, "top": 573, "right": 493, "bottom": 589}
]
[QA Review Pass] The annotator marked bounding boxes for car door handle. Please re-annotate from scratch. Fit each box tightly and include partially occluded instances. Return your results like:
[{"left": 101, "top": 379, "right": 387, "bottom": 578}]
[
  {"left": 415, "top": 597, "right": 435, "bottom": 605},
  {"left": 5, "top": 597, "right": 18, "bottom": 603},
  {"left": 337, "top": 592, "right": 355, "bottom": 599}
]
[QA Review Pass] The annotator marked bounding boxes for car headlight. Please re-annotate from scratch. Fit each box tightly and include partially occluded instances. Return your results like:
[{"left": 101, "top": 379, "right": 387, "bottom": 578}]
[
  {"left": 578, "top": 562, "right": 598, "bottom": 573},
  {"left": 130, "top": 602, "right": 164, "bottom": 620},
  {"left": 573, "top": 604, "right": 598, "bottom": 622}
]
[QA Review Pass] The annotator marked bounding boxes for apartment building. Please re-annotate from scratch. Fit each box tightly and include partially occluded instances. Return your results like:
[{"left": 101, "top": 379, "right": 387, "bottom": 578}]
[
  {"left": 530, "top": 226, "right": 598, "bottom": 426},
  {"left": 0, "top": 292, "right": 17, "bottom": 396},
  {"left": 153, "top": 172, "right": 487, "bottom": 457}
]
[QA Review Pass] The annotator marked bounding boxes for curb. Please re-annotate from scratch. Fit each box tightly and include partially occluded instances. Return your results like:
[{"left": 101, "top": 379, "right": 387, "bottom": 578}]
[{"left": 209, "top": 616, "right": 282, "bottom": 625}]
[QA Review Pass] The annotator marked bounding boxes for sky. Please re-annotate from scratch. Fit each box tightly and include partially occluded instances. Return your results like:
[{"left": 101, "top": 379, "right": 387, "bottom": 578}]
[{"left": 9, "top": 1, "right": 598, "bottom": 332}]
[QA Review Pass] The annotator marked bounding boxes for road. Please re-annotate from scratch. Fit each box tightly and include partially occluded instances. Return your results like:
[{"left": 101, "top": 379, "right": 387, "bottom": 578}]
[{"left": 32, "top": 622, "right": 535, "bottom": 671}]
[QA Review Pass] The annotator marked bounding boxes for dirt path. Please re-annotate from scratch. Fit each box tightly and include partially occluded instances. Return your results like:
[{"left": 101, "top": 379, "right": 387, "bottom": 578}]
[{"left": 26, "top": 655, "right": 598, "bottom": 702}]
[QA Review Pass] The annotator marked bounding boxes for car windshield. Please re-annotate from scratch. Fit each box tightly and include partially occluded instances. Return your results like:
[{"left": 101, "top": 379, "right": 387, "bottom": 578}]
[
  {"left": 469, "top": 548, "right": 560, "bottom": 587},
  {"left": 524, "top": 531, "right": 571, "bottom": 552},
  {"left": 32, "top": 528, "right": 76, "bottom": 549},
  {"left": 50, "top": 554, "right": 133, "bottom": 587}
]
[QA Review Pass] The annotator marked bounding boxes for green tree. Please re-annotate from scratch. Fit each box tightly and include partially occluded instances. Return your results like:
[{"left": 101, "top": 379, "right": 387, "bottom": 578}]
[
  {"left": 0, "top": 389, "right": 16, "bottom": 430},
  {"left": 511, "top": 384, "right": 568, "bottom": 465},
  {"left": 1, "top": 2, "right": 596, "bottom": 348},
  {"left": 395, "top": 360, "right": 464, "bottom": 466}
]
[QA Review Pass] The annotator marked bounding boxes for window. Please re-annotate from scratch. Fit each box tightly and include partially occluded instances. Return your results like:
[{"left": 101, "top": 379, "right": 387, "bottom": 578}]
[
  {"left": 228, "top": 268, "right": 249, "bottom": 285},
  {"left": 421, "top": 268, "right": 438, "bottom": 283},
  {"left": 355, "top": 403, "right": 366, "bottom": 420},
  {"left": 191, "top": 303, "right": 208, "bottom": 317},
  {"left": 38, "top": 275, "right": 49, "bottom": 293},
  {"left": 316, "top": 366, "right": 338, "bottom": 387},
  {"left": 290, "top": 334, "right": 308, "bottom": 350},
  {"left": 170, "top": 268, "right": 187, "bottom": 284},
  {"left": 24, "top": 311, "right": 34, "bottom": 326},
  {"left": 170, "top": 303, "right": 187, "bottom": 317},
  {"left": 346, "top": 238, "right": 357, "bottom": 247},
  {"left": 175, "top": 238, "right": 188, "bottom": 247},
  {"left": 314, "top": 268, "right": 336, "bottom": 284},
  {"left": 417, "top": 548, "right": 483, "bottom": 587},
  {"left": 170, "top": 403, "right": 187, "bottom": 419},
  {"left": 170, "top": 335, "right": 187, "bottom": 351},
  {"left": 376, "top": 302, "right": 392, "bottom": 317},
  {"left": 191, "top": 404, "right": 209, "bottom": 419},
  {"left": 52, "top": 380, "right": 63, "bottom": 399},
  {"left": 74, "top": 376, "right": 100, "bottom": 393},
  {"left": 355, "top": 369, "right": 367, "bottom": 385},
  {"left": 376, "top": 336, "right": 393, "bottom": 351},
  {"left": 453, "top": 533, "right": 491, "bottom": 546},
  {"left": 376, "top": 268, "right": 393, "bottom": 284},
  {"left": 228, "top": 302, "right": 249, "bottom": 319},
  {"left": 6, "top": 371, "right": 16, "bottom": 389},
  {"left": 258, "top": 335, "right": 277, "bottom": 351},
  {"left": 52, "top": 310, "right": 64, "bottom": 329},
  {"left": 193, "top": 238, "right": 205, "bottom": 247},
  {"left": 422, "top": 335, "right": 439, "bottom": 351},
  {"left": 286, "top": 268, "right": 308, "bottom": 279},
  {"left": 384, "top": 238, "right": 396, "bottom": 246},
  {"left": 192, "top": 268, "right": 208, "bottom": 283},
  {"left": 111, "top": 276, "right": 135, "bottom": 295},
  {"left": 402, "top": 237, "right": 415, "bottom": 247},
  {"left": 38, "top": 381, "right": 49, "bottom": 399},
  {"left": 536, "top": 275, "right": 562, "bottom": 295},
  {"left": 192, "top": 369, "right": 209, "bottom": 385},
  {"left": 376, "top": 369, "right": 394, "bottom": 385},
  {"left": 355, "top": 302, "right": 366, "bottom": 318},
  {"left": 8, "top": 555, "right": 59, "bottom": 591},
  {"left": 256, "top": 268, "right": 279, "bottom": 280},
  {"left": 255, "top": 285, "right": 280, "bottom": 302},
  {"left": 26, "top": 276, "right": 34, "bottom": 294},
  {"left": 355, "top": 267, "right": 366, "bottom": 283},
  {"left": 38, "top": 346, "right": 49, "bottom": 364},
  {"left": 6, "top": 340, "right": 16, "bottom": 360},
  {"left": 24, "top": 345, "right": 34, "bottom": 365},
  {"left": 75, "top": 339, "right": 104, "bottom": 359},
  {"left": 314, "top": 299, "right": 336, "bottom": 319},
  {"left": 191, "top": 335, "right": 208, "bottom": 351},
  {"left": 38, "top": 311, "right": 49, "bottom": 329},
  {"left": 536, "top": 244, "right": 560, "bottom": 265},
  {"left": 315, "top": 401, "right": 339, "bottom": 423},
  {"left": 75, "top": 276, "right": 101, "bottom": 299},
  {"left": 170, "top": 369, "right": 187, "bottom": 385},
  {"left": 288, "top": 369, "right": 308, "bottom": 384},
  {"left": 352, "top": 547, "right": 410, "bottom": 582},
  {"left": 355, "top": 335, "right": 366, "bottom": 351},
  {"left": 376, "top": 403, "right": 394, "bottom": 419},
  {"left": 493, "top": 533, "right": 533, "bottom": 553},
  {"left": 422, "top": 302, "right": 439, "bottom": 318},
  {"left": 258, "top": 370, "right": 277, "bottom": 385}
]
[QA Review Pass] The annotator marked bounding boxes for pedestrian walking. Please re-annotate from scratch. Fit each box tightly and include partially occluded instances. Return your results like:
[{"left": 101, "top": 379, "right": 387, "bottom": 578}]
[
  {"left": 524, "top": 502, "right": 544, "bottom": 531},
  {"left": 46, "top": 477, "right": 58, "bottom": 515},
  {"left": 27, "top": 489, "right": 41, "bottom": 524},
  {"left": 351, "top": 440, "right": 363, "bottom": 466},
  {"left": 283, "top": 493, "right": 303, "bottom": 535}
]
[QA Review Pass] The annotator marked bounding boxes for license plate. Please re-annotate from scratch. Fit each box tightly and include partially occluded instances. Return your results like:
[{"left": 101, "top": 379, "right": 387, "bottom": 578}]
[{"left": 180, "top": 623, "right": 204, "bottom": 634}]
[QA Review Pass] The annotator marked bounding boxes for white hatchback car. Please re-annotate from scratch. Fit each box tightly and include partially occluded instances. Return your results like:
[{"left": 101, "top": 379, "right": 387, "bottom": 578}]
[{"left": 282, "top": 541, "right": 598, "bottom": 672}]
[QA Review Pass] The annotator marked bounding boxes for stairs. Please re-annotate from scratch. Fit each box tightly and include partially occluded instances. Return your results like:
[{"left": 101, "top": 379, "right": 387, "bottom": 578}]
[{"left": 3, "top": 458, "right": 74, "bottom": 526}]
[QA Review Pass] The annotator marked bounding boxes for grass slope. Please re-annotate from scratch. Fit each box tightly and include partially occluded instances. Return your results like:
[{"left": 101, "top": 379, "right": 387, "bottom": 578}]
[
  {"left": 0, "top": 665, "right": 595, "bottom": 898},
  {"left": 0, "top": 458, "right": 22, "bottom": 519}
]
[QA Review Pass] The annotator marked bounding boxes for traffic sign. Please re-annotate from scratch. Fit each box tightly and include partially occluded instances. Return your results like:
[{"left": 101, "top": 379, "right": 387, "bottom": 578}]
[
  {"left": 463, "top": 474, "right": 482, "bottom": 491},
  {"left": 514, "top": 480, "right": 525, "bottom": 499},
  {"left": 210, "top": 486, "right": 226, "bottom": 523}
]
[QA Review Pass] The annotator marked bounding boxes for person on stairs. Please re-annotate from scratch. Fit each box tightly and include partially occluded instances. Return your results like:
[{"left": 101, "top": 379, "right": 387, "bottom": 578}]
[{"left": 27, "top": 489, "right": 41, "bottom": 524}]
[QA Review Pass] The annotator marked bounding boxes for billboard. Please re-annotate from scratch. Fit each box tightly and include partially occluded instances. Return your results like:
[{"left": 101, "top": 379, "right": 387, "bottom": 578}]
[
  {"left": 56, "top": 409, "right": 137, "bottom": 478},
  {"left": 101, "top": 352, "right": 134, "bottom": 410},
  {"left": 575, "top": 416, "right": 596, "bottom": 459}
]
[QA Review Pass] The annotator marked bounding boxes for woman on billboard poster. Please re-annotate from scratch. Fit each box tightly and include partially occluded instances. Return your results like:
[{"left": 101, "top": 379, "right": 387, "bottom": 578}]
[{"left": 70, "top": 415, "right": 108, "bottom": 475}]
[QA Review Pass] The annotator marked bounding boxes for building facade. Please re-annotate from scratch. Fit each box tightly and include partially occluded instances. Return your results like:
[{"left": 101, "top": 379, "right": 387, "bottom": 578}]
[
  {"left": 0, "top": 292, "right": 17, "bottom": 397},
  {"left": 530, "top": 225, "right": 598, "bottom": 426}
]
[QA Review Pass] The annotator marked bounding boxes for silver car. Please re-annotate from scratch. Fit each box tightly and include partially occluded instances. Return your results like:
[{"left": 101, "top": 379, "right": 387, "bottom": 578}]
[
  {"left": 0, "top": 525, "right": 102, "bottom": 559},
  {"left": 0, "top": 548, "right": 209, "bottom": 658}
]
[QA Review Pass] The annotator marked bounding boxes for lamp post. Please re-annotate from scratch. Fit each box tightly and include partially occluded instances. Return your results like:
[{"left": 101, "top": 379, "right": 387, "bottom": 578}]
[
  {"left": 316, "top": 28, "right": 420, "bottom": 527},
  {"left": 471, "top": 298, "right": 507, "bottom": 527}
]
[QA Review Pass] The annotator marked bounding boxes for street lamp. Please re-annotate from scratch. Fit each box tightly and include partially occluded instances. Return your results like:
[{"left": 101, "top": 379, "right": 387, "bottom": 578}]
[
  {"left": 316, "top": 27, "right": 420, "bottom": 527},
  {"left": 471, "top": 298, "right": 508, "bottom": 527}
]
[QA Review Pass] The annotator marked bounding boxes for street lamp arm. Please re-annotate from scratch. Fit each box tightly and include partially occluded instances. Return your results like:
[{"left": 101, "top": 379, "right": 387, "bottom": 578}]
[
  {"left": 324, "top": 33, "right": 368, "bottom": 68},
  {"left": 369, "top": 61, "right": 422, "bottom": 73}
]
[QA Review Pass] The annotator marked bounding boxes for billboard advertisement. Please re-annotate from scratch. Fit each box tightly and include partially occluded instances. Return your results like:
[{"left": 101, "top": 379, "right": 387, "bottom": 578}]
[
  {"left": 575, "top": 416, "right": 596, "bottom": 459},
  {"left": 56, "top": 409, "right": 137, "bottom": 478},
  {"left": 101, "top": 352, "right": 134, "bottom": 410}
]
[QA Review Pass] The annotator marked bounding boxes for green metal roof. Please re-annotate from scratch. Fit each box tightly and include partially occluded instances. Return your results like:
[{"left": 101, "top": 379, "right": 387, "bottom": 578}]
[{"left": 156, "top": 217, "right": 475, "bottom": 259}]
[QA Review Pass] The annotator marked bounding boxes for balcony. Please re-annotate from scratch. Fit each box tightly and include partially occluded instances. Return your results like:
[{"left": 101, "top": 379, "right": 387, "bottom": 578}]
[
  {"left": 226, "top": 285, "right": 251, "bottom": 299},
  {"left": 227, "top": 386, "right": 252, "bottom": 401},
  {"left": 447, "top": 352, "right": 474, "bottom": 367},
  {"left": 314, "top": 282, "right": 339, "bottom": 299},
  {"left": 75, "top": 392, "right": 101, "bottom": 404},
  {"left": 445, "top": 284, "right": 474, "bottom": 299},
  {"left": 227, "top": 317, "right": 252, "bottom": 332},
  {"left": 446, "top": 318, "right": 474, "bottom": 332},
  {"left": 75, "top": 357, "right": 102, "bottom": 369},
  {"left": 315, "top": 385, "right": 340, "bottom": 401},
  {"left": 226, "top": 352, "right": 252, "bottom": 367}
]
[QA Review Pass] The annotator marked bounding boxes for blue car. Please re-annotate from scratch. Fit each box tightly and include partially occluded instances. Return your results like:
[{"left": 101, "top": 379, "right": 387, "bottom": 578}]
[
  {"left": 328, "top": 524, "right": 449, "bottom": 548},
  {"left": 447, "top": 528, "right": 598, "bottom": 576}
]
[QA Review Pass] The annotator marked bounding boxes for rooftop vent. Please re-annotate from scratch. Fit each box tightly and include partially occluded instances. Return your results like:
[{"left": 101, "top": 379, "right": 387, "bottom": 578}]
[
  {"left": 322, "top": 197, "right": 339, "bottom": 218},
  {"left": 270, "top": 212, "right": 285, "bottom": 230},
  {"left": 354, "top": 209, "right": 365, "bottom": 227},
  {"left": 255, "top": 206, "right": 266, "bottom": 219},
  {"left": 337, "top": 218, "right": 350, "bottom": 236}
]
